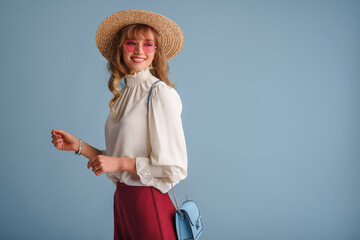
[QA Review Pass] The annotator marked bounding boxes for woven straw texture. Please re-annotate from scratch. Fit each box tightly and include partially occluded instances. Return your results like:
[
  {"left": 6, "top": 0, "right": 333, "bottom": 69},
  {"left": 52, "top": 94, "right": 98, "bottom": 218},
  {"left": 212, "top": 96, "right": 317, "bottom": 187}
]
[{"left": 96, "top": 10, "right": 184, "bottom": 61}]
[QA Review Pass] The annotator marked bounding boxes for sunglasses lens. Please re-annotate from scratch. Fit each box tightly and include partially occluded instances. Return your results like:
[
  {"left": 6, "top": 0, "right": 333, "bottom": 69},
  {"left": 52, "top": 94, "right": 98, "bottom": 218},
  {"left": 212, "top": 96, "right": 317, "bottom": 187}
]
[
  {"left": 124, "top": 40, "right": 136, "bottom": 52},
  {"left": 123, "top": 40, "right": 155, "bottom": 53},
  {"left": 143, "top": 41, "right": 155, "bottom": 53}
]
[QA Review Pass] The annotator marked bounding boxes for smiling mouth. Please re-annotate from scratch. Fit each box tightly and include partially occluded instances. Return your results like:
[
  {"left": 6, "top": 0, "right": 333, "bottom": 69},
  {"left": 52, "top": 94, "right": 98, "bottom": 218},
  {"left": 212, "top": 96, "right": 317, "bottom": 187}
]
[{"left": 131, "top": 57, "right": 146, "bottom": 63}]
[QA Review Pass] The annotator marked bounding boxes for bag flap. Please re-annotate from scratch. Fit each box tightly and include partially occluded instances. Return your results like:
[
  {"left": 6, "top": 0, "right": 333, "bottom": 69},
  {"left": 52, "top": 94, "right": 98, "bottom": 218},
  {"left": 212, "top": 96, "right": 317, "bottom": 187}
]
[{"left": 180, "top": 200, "right": 201, "bottom": 226}]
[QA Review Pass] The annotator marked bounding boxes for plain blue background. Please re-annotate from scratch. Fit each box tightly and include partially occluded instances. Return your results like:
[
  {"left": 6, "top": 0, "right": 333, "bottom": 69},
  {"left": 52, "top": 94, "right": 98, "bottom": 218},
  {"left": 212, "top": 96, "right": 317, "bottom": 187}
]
[{"left": 0, "top": 0, "right": 359, "bottom": 239}]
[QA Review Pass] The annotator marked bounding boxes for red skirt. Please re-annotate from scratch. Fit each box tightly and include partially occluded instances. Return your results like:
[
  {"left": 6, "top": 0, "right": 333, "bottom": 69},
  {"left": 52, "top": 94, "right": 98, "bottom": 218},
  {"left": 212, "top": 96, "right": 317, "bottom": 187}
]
[{"left": 113, "top": 181, "right": 177, "bottom": 240}]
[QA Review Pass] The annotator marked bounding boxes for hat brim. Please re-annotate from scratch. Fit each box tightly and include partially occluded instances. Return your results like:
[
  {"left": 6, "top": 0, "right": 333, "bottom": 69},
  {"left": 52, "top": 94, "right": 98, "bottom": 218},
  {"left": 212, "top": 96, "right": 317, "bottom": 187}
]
[{"left": 96, "top": 10, "right": 184, "bottom": 61}]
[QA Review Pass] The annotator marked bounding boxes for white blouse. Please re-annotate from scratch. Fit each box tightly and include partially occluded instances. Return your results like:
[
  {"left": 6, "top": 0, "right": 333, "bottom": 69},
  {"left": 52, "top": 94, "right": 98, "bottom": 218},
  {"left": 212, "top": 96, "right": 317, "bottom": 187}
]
[{"left": 101, "top": 66, "right": 188, "bottom": 193}]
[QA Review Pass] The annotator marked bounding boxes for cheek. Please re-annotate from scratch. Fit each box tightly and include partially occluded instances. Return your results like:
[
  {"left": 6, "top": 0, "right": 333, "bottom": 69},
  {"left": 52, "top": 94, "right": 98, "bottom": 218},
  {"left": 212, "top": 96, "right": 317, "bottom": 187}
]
[
  {"left": 147, "top": 53, "right": 155, "bottom": 62},
  {"left": 122, "top": 49, "right": 130, "bottom": 60},
  {"left": 122, "top": 50, "right": 128, "bottom": 59}
]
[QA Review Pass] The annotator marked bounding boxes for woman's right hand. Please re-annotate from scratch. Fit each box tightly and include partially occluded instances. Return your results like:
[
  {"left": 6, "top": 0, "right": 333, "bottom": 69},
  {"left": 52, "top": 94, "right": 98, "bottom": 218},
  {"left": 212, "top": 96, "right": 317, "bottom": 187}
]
[{"left": 51, "top": 129, "right": 79, "bottom": 152}]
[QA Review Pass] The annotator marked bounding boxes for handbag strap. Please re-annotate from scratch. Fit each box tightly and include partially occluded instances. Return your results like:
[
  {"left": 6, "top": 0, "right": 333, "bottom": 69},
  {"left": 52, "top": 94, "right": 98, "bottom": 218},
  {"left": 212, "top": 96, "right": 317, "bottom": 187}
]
[{"left": 147, "top": 80, "right": 188, "bottom": 212}]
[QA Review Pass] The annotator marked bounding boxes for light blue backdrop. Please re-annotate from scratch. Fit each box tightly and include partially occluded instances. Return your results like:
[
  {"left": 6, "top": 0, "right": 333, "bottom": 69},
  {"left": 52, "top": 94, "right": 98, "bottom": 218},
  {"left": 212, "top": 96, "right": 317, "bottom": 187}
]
[{"left": 0, "top": 0, "right": 359, "bottom": 239}]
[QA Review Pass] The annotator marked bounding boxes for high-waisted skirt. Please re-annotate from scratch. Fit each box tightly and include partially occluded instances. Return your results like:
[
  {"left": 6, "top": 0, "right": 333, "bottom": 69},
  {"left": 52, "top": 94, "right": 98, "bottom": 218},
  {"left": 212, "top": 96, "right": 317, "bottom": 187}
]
[{"left": 113, "top": 181, "right": 177, "bottom": 240}]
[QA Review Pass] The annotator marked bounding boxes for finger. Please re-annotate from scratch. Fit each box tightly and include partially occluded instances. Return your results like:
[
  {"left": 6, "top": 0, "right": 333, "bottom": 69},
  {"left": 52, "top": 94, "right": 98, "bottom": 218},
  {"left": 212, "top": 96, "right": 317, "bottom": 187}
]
[
  {"left": 54, "top": 129, "right": 64, "bottom": 134},
  {"left": 53, "top": 129, "right": 65, "bottom": 139},
  {"left": 54, "top": 142, "right": 63, "bottom": 149},
  {"left": 52, "top": 129, "right": 61, "bottom": 136},
  {"left": 52, "top": 133, "right": 62, "bottom": 140},
  {"left": 87, "top": 158, "right": 92, "bottom": 169},
  {"left": 92, "top": 163, "right": 100, "bottom": 172},
  {"left": 54, "top": 139, "right": 63, "bottom": 145},
  {"left": 90, "top": 159, "right": 99, "bottom": 168},
  {"left": 88, "top": 156, "right": 97, "bottom": 169},
  {"left": 51, "top": 133, "right": 58, "bottom": 139},
  {"left": 52, "top": 139, "right": 63, "bottom": 144},
  {"left": 95, "top": 169, "right": 103, "bottom": 176}
]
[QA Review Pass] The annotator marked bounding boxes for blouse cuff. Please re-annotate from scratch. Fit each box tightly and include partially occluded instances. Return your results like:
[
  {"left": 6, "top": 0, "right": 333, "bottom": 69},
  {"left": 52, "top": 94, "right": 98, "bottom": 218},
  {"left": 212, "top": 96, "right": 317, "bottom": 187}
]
[{"left": 136, "top": 157, "right": 168, "bottom": 185}]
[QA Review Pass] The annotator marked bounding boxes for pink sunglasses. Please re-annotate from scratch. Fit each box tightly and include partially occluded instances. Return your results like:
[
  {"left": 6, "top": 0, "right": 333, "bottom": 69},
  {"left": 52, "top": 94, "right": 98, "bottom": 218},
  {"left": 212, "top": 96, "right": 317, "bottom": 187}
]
[{"left": 123, "top": 40, "right": 157, "bottom": 53}]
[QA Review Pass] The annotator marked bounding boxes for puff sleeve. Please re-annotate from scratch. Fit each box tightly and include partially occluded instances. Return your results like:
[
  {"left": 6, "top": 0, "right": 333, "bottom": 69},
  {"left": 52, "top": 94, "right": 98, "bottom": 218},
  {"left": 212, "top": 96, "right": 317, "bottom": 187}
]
[{"left": 135, "top": 82, "right": 188, "bottom": 189}]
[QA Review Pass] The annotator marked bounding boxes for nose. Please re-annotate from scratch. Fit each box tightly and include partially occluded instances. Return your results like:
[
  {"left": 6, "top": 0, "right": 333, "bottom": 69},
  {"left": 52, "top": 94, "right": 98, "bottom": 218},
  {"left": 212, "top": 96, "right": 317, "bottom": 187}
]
[{"left": 134, "top": 42, "right": 144, "bottom": 54}]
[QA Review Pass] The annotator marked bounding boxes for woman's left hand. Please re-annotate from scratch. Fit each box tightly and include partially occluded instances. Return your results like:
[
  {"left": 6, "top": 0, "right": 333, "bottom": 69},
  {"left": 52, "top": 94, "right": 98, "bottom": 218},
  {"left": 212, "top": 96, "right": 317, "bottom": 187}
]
[{"left": 87, "top": 155, "right": 137, "bottom": 176}]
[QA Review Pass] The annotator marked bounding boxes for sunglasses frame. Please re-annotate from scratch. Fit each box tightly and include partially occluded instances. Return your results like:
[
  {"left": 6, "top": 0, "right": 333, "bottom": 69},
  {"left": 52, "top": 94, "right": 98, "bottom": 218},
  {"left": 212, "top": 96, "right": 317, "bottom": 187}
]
[{"left": 121, "top": 39, "right": 157, "bottom": 53}]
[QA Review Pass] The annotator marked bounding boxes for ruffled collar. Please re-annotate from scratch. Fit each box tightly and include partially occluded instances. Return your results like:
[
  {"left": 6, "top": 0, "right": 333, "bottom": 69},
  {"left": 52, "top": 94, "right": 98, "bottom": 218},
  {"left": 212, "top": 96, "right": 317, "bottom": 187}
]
[{"left": 125, "top": 66, "right": 152, "bottom": 86}]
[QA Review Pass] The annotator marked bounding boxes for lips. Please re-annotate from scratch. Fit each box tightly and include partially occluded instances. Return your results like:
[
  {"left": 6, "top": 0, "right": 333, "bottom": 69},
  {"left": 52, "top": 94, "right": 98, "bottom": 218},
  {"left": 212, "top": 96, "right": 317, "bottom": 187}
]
[{"left": 131, "top": 57, "right": 146, "bottom": 63}]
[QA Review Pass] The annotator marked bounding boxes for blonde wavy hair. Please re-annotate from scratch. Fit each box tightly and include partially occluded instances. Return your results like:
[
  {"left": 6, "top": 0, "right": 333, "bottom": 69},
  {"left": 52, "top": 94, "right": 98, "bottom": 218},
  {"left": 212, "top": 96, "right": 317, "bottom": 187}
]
[{"left": 106, "top": 23, "right": 175, "bottom": 119}]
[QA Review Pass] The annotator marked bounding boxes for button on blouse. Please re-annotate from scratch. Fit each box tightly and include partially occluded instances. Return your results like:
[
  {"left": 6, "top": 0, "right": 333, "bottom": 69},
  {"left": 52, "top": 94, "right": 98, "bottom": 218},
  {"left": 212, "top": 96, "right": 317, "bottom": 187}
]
[{"left": 101, "top": 66, "right": 188, "bottom": 193}]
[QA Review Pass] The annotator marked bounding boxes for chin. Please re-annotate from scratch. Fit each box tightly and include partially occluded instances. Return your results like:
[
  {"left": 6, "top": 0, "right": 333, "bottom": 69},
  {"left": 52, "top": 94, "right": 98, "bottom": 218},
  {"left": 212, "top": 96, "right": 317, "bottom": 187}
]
[{"left": 130, "top": 64, "right": 151, "bottom": 73}]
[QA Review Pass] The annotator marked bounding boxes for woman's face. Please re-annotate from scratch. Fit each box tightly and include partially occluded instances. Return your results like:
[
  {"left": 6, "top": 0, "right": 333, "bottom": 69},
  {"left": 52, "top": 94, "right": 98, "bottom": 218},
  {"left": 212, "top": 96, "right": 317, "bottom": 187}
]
[{"left": 122, "top": 30, "right": 156, "bottom": 75}]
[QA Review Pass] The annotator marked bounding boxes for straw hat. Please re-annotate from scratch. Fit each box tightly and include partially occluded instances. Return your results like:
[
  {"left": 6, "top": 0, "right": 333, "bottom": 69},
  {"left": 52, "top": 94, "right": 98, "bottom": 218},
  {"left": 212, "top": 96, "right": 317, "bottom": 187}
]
[{"left": 96, "top": 10, "right": 184, "bottom": 61}]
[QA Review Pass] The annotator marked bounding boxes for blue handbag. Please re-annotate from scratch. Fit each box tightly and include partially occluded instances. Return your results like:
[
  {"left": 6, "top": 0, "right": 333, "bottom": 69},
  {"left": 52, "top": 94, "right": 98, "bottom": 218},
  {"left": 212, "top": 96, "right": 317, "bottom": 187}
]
[
  {"left": 148, "top": 80, "right": 204, "bottom": 240},
  {"left": 171, "top": 184, "right": 204, "bottom": 240}
]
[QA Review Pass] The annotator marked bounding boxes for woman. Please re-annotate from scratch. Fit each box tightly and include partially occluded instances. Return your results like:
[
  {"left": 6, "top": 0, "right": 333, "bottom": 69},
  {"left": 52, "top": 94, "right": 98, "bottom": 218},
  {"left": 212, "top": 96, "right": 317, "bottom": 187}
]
[{"left": 51, "top": 10, "right": 187, "bottom": 240}]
